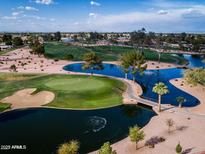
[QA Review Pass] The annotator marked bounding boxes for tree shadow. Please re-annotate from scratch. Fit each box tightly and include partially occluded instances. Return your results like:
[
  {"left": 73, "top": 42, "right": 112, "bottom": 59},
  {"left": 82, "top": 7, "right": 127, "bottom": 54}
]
[
  {"left": 182, "top": 147, "right": 194, "bottom": 154},
  {"left": 176, "top": 125, "right": 188, "bottom": 131}
]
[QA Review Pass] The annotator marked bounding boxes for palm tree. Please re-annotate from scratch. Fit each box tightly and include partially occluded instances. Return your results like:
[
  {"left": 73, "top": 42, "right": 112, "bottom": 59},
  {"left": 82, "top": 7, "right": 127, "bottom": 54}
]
[
  {"left": 120, "top": 55, "right": 130, "bottom": 79},
  {"left": 120, "top": 51, "right": 147, "bottom": 82},
  {"left": 156, "top": 36, "right": 163, "bottom": 63},
  {"left": 158, "top": 52, "right": 161, "bottom": 64},
  {"left": 176, "top": 96, "right": 186, "bottom": 108},
  {"left": 57, "top": 140, "right": 79, "bottom": 154},
  {"left": 82, "top": 52, "right": 103, "bottom": 76},
  {"left": 152, "top": 82, "right": 169, "bottom": 112}
]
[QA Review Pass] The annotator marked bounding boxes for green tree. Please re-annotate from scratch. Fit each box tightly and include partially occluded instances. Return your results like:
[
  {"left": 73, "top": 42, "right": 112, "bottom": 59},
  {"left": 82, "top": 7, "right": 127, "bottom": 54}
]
[
  {"left": 98, "top": 142, "right": 117, "bottom": 154},
  {"left": 2, "top": 34, "right": 12, "bottom": 45},
  {"left": 176, "top": 96, "right": 186, "bottom": 108},
  {"left": 175, "top": 142, "right": 182, "bottom": 154},
  {"left": 152, "top": 82, "right": 169, "bottom": 112},
  {"left": 57, "top": 140, "right": 79, "bottom": 154},
  {"left": 184, "top": 68, "right": 205, "bottom": 86},
  {"left": 89, "top": 32, "right": 103, "bottom": 43},
  {"left": 5, "top": 40, "right": 12, "bottom": 45},
  {"left": 120, "top": 51, "right": 147, "bottom": 82},
  {"left": 27, "top": 35, "right": 37, "bottom": 47},
  {"left": 55, "top": 31, "right": 61, "bottom": 41},
  {"left": 66, "top": 54, "right": 74, "bottom": 60},
  {"left": 82, "top": 52, "right": 103, "bottom": 76},
  {"left": 13, "top": 37, "right": 23, "bottom": 46},
  {"left": 129, "top": 126, "right": 145, "bottom": 150},
  {"left": 130, "top": 28, "right": 146, "bottom": 50},
  {"left": 31, "top": 41, "right": 45, "bottom": 56},
  {"left": 9, "top": 64, "right": 17, "bottom": 72}
]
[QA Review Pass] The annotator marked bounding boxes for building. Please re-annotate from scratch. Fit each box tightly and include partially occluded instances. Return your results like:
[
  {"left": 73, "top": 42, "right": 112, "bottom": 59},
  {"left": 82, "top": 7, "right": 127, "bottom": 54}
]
[{"left": 0, "top": 43, "right": 13, "bottom": 50}]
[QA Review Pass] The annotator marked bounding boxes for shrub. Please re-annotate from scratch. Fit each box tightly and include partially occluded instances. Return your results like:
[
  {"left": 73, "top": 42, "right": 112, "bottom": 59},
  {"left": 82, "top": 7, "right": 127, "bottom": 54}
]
[
  {"left": 57, "top": 140, "right": 79, "bottom": 154},
  {"left": 184, "top": 68, "right": 205, "bottom": 86},
  {"left": 9, "top": 64, "right": 17, "bottom": 72},
  {"left": 166, "top": 119, "right": 174, "bottom": 134},
  {"left": 176, "top": 142, "right": 182, "bottom": 154},
  {"left": 66, "top": 54, "right": 74, "bottom": 60},
  {"left": 145, "top": 136, "right": 165, "bottom": 148},
  {"left": 98, "top": 142, "right": 116, "bottom": 154}
]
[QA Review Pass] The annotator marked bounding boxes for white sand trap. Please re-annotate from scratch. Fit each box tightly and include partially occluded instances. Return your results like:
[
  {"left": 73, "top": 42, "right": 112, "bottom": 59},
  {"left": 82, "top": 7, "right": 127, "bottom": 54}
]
[{"left": 1, "top": 88, "right": 55, "bottom": 109}]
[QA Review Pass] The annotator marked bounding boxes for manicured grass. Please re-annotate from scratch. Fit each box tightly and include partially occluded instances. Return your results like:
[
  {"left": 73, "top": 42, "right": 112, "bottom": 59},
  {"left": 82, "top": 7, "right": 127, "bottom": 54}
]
[
  {"left": 44, "top": 42, "right": 187, "bottom": 64},
  {"left": 0, "top": 103, "right": 11, "bottom": 112},
  {"left": 44, "top": 42, "right": 92, "bottom": 60},
  {"left": 0, "top": 73, "right": 126, "bottom": 109},
  {"left": 0, "top": 73, "right": 38, "bottom": 80}
]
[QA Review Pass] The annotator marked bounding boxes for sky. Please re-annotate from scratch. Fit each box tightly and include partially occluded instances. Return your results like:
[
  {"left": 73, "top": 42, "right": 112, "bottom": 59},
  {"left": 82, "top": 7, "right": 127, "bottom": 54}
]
[{"left": 0, "top": 0, "right": 205, "bottom": 32}]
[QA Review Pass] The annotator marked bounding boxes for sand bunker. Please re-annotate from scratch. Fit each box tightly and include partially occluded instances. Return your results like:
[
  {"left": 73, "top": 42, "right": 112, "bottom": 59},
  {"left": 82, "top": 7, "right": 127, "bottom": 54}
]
[{"left": 1, "top": 88, "right": 55, "bottom": 109}]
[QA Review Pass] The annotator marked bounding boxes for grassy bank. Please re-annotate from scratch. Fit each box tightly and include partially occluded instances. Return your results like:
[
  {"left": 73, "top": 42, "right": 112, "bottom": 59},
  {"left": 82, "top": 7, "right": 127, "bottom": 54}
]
[
  {"left": 44, "top": 42, "right": 187, "bottom": 64},
  {"left": 0, "top": 46, "right": 25, "bottom": 56},
  {"left": 0, "top": 103, "right": 11, "bottom": 112},
  {"left": 0, "top": 73, "right": 126, "bottom": 109}
]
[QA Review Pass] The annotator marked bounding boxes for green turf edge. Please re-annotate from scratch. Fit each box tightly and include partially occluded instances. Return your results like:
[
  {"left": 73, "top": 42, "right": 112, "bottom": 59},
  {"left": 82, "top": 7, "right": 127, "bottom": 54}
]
[
  {"left": 0, "top": 103, "right": 11, "bottom": 112},
  {"left": 0, "top": 73, "right": 127, "bottom": 110}
]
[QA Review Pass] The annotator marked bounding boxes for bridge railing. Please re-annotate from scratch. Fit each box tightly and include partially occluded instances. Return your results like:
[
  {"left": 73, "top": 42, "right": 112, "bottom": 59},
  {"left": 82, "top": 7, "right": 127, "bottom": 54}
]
[{"left": 140, "top": 96, "right": 158, "bottom": 103}]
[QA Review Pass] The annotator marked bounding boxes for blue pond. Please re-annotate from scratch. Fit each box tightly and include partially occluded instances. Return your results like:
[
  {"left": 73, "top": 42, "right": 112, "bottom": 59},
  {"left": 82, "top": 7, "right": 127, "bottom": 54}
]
[
  {"left": 64, "top": 55, "right": 204, "bottom": 107},
  {"left": 184, "top": 54, "right": 205, "bottom": 68}
]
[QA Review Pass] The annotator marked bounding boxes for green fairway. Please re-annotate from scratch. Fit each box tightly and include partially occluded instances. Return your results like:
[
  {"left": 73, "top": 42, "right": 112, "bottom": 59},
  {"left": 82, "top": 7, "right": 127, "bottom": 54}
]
[
  {"left": 0, "top": 73, "right": 126, "bottom": 110},
  {"left": 44, "top": 42, "right": 187, "bottom": 64}
]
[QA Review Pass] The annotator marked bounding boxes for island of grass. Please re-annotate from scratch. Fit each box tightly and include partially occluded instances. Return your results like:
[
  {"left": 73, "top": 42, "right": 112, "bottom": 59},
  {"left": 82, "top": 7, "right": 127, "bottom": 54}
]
[
  {"left": 0, "top": 73, "right": 126, "bottom": 110},
  {"left": 45, "top": 42, "right": 187, "bottom": 65}
]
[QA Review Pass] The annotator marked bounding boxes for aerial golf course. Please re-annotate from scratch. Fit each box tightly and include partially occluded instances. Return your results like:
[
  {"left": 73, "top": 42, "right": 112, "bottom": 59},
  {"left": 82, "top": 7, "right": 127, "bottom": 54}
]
[{"left": 0, "top": 73, "right": 126, "bottom": 110}]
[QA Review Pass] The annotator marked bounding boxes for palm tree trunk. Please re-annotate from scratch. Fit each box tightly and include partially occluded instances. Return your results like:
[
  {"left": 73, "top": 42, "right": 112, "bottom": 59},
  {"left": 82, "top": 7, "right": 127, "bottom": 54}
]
[
  {"left": 179, "top": 102, "right": 182, "bottom": 108},
  {"left": 158, "top": 95, "right": 161, "bottom": 112},
  {"left": 133, "top": 75, "right": 135, "bottom": 83},
  {"left": 158, "top": 52, "right": 161, "bottom": 64},
  {"left": 125, "top": 73, "right": 128, "bottom": 79},
  {"left": 90, "top": 67, "right": 94, "bottom": 77},
  {"left": 90, "top": 70, "right": 93, "bottom": 77}
]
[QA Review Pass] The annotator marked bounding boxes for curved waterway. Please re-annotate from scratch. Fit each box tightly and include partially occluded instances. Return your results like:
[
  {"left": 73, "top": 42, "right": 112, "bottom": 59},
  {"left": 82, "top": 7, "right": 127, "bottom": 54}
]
[
  {"left": 0, "top": 105, "right": 155, "bottom": 154},
  {"left": 0, "top": 54, "right": 204, "bottom": 154},
  {"left": 64, "top": 54, "right": 204, "bottom": 107}
]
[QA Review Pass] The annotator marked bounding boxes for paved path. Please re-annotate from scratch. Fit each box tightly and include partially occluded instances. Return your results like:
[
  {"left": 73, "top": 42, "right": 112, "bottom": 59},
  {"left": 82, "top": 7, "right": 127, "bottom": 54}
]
[
  {"left": 125, "top": 81, "right": 157, "bottom": 107},
  {"left": 151, "top": 48, "right": 205, "bottom": 55},
  {"left": 122, "top": 79, "right": 173, "bottom": 113}
]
